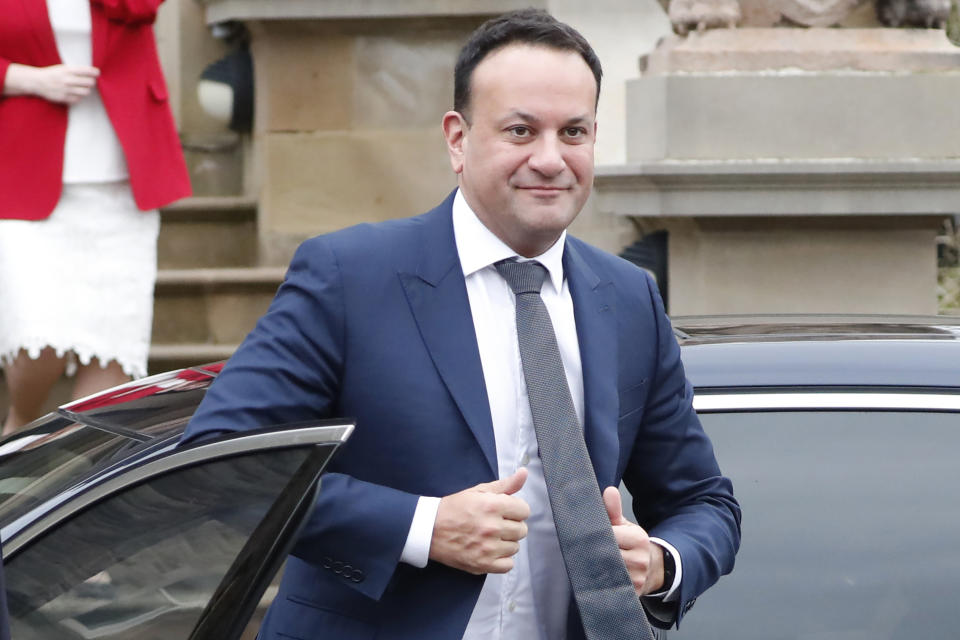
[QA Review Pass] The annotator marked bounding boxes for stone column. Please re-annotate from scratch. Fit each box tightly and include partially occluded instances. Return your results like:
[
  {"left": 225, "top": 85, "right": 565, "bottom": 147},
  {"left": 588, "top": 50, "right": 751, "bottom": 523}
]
[{"left": 596, "top": 27, "right": 960, "bottom": 314}]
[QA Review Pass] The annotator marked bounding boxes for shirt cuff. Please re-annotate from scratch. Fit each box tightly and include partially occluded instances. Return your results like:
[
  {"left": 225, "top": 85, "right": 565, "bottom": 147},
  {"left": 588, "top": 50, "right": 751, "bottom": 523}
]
[
  {"left": 399, "top": 496, "right": 441, "bottom": 568},
  {"left": 646, "top": 537, "right": 682, "bottom": 602}
]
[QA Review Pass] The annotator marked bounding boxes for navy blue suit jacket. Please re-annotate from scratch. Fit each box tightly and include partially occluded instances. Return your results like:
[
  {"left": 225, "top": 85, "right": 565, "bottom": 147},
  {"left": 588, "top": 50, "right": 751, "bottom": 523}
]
[{"left": 183, "top": 192, "right": 740, "bottom": 639}]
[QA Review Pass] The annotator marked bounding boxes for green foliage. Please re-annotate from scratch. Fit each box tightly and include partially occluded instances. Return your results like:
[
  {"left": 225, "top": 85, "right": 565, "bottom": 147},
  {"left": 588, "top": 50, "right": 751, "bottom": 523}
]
[
  {"left": 948, "top": 0, "right": 960, "bottom": 47},
  {"left": 937, "top": 267, "right": 960, "bottom": 315}
]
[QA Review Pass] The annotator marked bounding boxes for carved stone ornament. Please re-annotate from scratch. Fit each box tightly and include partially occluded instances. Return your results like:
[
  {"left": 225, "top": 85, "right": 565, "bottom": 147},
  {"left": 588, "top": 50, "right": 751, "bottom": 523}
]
[
  {"left": 770, "top": 0, "right": 868, "bottom": 25},
  {"left": 667, "top": 0, "right": 743, "bottom": 34},
  {"left": 661, "top": 0, "right": 957, "bottom": 33},
  {"left": 875, "top": 0, "right": 950, "bottom": 28}
]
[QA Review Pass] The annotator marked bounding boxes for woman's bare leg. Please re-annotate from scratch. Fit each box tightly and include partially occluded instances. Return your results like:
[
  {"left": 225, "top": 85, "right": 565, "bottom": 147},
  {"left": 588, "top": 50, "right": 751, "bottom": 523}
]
[
  {"left": 2, "top": 347, "right": 67, "bottom": 435},
  {"left": 73, "top": 358, "right": 129, "bottom": 401}
]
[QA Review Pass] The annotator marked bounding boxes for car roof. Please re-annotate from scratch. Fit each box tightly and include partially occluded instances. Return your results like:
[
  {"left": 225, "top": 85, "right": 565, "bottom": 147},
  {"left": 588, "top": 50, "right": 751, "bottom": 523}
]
[
  {"left": 58, "top": 362, "right": 224, "bottom": 439},
  {"left": 674, "top": 315, "right": 960, "bottom": 389}
]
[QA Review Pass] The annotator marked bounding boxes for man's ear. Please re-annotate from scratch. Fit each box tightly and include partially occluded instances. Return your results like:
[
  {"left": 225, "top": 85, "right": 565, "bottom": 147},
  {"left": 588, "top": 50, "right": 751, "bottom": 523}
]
[{"left": 442, "top": 111, "right": 467, "bottom": 175}]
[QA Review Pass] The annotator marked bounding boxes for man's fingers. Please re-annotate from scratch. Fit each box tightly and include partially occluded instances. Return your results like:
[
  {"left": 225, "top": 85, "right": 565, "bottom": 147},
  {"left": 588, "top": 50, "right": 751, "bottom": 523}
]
[
  {"left": 478, "top": 467, "right": 528, "bottom": 495},
  {"left": 603, "top": 485, "right": 626, "bottom": 525},
  {"left": 612, "top": 522, "right": 648, "bottom": 550},
  {"left": 500, "top": 519, "right": 528, "bottom": 542},
  {"left": 487, "top": 556, "right": 516, "bottom": 574},
  {"left": 430, "top": 473, "right": 533, "bottom": 575},
  {"left": 499, "top": 494, "right": 531, "bottom": 522}
]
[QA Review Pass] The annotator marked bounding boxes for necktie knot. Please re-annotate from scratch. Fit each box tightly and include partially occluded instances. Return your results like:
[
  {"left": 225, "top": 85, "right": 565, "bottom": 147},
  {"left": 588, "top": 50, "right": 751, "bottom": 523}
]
[{"left": 495, "top": 259, "right": 547, "bottom": 295}]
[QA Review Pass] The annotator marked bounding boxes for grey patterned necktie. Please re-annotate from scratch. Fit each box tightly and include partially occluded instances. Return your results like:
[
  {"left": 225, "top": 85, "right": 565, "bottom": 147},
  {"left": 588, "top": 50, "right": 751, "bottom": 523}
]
[{"left": 495, "top": 259, "right": 655, "bottom": 640}]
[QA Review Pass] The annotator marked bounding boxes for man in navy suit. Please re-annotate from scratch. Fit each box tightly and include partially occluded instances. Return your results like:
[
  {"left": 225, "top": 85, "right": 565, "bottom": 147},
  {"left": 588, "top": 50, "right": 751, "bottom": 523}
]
[{"left": 184, "top": 9, "right": 739, "bottom": 639}]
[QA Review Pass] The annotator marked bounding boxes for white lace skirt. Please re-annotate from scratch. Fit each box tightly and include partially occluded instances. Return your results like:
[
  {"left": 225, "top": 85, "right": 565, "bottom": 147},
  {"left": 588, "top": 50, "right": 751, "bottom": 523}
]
[{"left": 0, "top": 181, "right": 159, "bottom": 378}]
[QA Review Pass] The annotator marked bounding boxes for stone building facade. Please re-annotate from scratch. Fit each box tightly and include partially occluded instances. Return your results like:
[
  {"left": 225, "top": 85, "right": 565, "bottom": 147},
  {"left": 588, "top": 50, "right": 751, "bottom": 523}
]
[{"left": 155, "top": 0, "right": 960, "bottom": 315}]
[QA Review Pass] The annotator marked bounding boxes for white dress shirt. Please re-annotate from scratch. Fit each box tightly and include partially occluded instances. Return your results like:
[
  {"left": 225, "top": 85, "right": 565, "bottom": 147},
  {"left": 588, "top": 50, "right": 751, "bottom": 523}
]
[{"left": 399, "top": 190, "right": 681, "bottom": 638}]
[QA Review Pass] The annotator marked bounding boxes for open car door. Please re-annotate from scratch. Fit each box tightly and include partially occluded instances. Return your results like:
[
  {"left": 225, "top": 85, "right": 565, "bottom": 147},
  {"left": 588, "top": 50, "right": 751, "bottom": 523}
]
[{"left": 1, "top": 421, "right": 352, "bottom": 640}]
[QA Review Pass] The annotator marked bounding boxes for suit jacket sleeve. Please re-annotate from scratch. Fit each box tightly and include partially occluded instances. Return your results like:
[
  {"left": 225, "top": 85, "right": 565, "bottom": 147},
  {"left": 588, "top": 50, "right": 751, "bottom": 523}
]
[
  {"left": 622, "top": 273, "right": 741, "bottom": 627},
  {"left": 182, "top": 237, "right": 419, "bottom": 601}
]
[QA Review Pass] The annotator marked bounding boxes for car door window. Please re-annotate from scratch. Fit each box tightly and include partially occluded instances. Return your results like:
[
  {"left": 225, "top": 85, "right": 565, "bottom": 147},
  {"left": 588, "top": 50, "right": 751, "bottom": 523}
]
[
  {"left": 672, "top": 410, "right": 960, "bottom": 640},
  {"left": 3, "top": 435, "right": 341, "bottom": 640},
  {"left": 0, "top": 416, "right": 146, "bottom": 527}
]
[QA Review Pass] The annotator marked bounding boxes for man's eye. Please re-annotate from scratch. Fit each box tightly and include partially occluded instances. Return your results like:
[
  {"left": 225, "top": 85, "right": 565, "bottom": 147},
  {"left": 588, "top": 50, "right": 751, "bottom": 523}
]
[
  {"left": 509, "top": 126, "right": 532, "bottom": 137},
  {"left": 564, "top": 127, "right": 586, "bottom": 138}
]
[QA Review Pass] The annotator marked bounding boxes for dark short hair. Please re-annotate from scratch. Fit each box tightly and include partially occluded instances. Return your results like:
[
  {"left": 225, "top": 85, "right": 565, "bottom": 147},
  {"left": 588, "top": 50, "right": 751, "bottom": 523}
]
[{"left": 453, "top": 9, "right": 603, "bottom": 117}]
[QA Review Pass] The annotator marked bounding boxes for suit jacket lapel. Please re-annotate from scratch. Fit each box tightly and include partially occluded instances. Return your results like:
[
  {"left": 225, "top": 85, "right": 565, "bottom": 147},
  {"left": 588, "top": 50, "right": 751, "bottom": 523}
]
[
  {"left": 565, "top": 241, "right": 620, "bottom": 488},
  {"left": 399, "top": 195, "right": 498, "bottom": 478}
]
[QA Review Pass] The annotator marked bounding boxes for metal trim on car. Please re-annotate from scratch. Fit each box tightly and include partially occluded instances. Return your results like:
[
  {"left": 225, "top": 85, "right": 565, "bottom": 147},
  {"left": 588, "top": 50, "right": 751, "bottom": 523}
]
[
  {"left": 2, "top": 422, "right": 353, "bottom": 556},
  {"left": 693, "top": 391, "right": 960, "bottom": 413}
]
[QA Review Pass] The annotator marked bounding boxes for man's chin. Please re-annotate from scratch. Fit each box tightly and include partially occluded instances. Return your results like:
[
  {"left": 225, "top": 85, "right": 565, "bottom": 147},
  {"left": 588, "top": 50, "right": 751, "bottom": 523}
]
[{"left": 518, "top": 209, "right": 580, "bottom": 240}]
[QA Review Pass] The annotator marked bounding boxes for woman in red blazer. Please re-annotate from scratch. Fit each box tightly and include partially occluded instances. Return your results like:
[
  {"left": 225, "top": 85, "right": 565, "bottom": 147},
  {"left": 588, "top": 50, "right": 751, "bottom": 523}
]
[
  {"left": 0, "top": 0, "right": 190, "bottom": 434},
  {"left": 0, "top": 0, "right": 190, "bottom": 219}
]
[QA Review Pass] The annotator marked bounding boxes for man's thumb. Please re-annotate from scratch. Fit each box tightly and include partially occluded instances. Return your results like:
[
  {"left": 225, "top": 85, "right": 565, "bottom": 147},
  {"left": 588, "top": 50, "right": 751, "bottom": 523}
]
[
  {"left": 483, "top": 467, "right": 528, "bottom": 495},
  {"left": 603, "top": 486, "right": 626, "bottom": 525}
]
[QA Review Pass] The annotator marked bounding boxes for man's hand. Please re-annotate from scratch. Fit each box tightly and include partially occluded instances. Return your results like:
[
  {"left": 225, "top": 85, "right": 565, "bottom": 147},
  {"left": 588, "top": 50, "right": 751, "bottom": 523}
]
[
  {"left": 4, "top": 64, "right": 100, "bottom": 104},
  {"left": 603, "top": 486, "right": 665, "bottom": 596},
  {"left": 429, "top": 468, "right": 531, "bottom": 575}
]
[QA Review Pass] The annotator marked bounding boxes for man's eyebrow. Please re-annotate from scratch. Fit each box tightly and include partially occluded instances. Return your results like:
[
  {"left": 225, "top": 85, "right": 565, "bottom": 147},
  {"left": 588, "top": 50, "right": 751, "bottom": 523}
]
[
  {"left": 500, "top": 110, "right": 540, "bottom": 125},
  {"left": 500, "top": 111, "right": 592, "bottom": 126}
]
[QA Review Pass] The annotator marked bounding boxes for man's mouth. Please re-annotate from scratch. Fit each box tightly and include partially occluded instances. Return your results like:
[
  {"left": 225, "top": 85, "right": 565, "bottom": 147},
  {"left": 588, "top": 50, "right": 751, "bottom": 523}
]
[{"left": 517, "top": 185, "right": 569, "bottom": 192}]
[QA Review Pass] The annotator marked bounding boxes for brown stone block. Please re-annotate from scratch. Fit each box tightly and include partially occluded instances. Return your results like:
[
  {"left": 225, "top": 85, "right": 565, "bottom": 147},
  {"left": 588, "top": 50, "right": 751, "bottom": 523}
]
[
  {"left": 153, "top": 294, "right": 211, "bottom": 344},
  {"left": 207, "top": 291, "right": 275, "bottom": 344},
  {"left": 353, "top": 32, "right": 462, "bottom": 129},
  {"left": 158, "top": 218, "right": 257, "bottom": 269},
  {"left": 666, "top": 223, "right": 938, "bottom": 315},
  {"left": 252, "top": 23, "right": 356, "bottom": 132},
  {"left": 260, "top": 130, "right": 457, "bottom": 236}
]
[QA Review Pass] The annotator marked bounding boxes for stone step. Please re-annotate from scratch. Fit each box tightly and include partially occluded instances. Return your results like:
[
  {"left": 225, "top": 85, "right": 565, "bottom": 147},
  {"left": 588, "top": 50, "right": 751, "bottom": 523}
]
[
  {"left": 158, "top": 196, "right": 258, "bottom": 269},
  {"left": 152, "top": 266, "right": 286, "bottom": 348}
]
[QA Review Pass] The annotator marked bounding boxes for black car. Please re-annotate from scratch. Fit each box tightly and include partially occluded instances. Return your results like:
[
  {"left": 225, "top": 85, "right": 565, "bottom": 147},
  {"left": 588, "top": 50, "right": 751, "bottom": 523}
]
[
  {"left": 3, "top": 316, "right": 960, "bottom": 639},
  {"left": 0, "top": 363, "right": 352, "bottom": 640},
  {"left": 667, "top": 315, "right": 960, "bottom": 639}
]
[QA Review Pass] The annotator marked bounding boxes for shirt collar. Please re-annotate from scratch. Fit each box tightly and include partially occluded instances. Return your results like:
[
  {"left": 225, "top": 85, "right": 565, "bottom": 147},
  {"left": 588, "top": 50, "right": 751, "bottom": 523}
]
[{"left": 452, "top": 189, "right": 566, "bottom": 294}]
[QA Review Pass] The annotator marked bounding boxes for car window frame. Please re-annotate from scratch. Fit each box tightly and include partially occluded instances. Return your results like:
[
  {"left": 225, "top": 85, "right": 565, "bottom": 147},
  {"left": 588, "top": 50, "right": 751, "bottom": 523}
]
[
  {"left": 189, "top": 445, "right": 333, "bottom": 640},
  {"left": 2, "top": 422, "right": 353, "bottom": 640},
  {"left": 1, "top": 421, "right": 353, "bottom": 557},
  {"left": 693, "top": 387, "right": 960, "bottom": 413}
]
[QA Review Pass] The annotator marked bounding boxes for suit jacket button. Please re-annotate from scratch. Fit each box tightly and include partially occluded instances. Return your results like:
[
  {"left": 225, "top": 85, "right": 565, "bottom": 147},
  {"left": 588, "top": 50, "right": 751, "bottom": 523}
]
[
  {"left": 351, "top": 569, "right": 365, "bottom": 583},
  {"left": 332, "top": 561, "right": 344, "bottom": 574},
  {"left": 321, "top": 556, "right": 333, "bottom": 569}
]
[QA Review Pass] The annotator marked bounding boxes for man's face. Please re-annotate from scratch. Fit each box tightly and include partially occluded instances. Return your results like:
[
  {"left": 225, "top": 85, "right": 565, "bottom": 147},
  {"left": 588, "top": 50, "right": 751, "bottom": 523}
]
[{"left": 443, "top": 44, "right": 598, "bottom": 258}]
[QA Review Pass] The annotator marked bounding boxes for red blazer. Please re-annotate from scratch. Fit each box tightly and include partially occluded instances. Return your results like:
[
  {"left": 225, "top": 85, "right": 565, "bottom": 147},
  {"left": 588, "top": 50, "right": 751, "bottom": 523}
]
[{"left": 0, "top": 0, "right": 191, "bottom": 220}]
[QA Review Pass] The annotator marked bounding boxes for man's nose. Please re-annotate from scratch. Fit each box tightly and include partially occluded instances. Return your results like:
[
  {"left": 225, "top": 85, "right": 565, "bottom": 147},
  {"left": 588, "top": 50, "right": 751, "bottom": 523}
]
[{"left": 527, "top": 135, "right": 565, "bottom": 177}]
